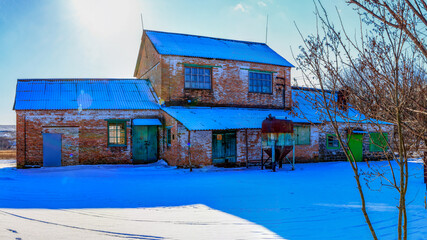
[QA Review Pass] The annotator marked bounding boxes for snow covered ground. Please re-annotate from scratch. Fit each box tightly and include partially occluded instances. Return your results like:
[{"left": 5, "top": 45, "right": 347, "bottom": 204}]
[{"left": 0, "top": 159, "right": 425, "bottom": 239}]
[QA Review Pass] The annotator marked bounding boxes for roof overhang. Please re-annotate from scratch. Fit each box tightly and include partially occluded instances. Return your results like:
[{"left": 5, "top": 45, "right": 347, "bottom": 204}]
[{"left": 133, "top": 119, "right": 162, "bottom": 126}]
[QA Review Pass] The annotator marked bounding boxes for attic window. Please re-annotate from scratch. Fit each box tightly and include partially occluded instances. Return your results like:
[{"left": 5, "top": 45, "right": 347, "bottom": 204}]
[
  {"left": 184, "top": 67, "right": 211, "bottom": 89},
  {"left": 249, "top": 72, "right": 272, "bottom": 93}
]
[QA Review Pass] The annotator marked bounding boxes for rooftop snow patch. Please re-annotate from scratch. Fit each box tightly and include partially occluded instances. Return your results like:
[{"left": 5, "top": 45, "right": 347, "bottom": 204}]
[
  {"left": 162, "top": 106, "right": 309, "bottom": 131},
  {"left": 145, "top": 30, "right": 294, "bottom": 67}
]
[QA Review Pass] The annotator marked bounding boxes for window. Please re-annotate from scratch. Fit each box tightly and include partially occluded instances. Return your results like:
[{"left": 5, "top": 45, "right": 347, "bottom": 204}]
[
  {"left": 294, "top": 126, "right": 310, "bottom": 145},
  {"left": 185, "top": 67, "right": 211, "bottom": 89},
  {"left": 326, "top": 134, "right": 340, "bottom": 149},
  {"left": 249, "top": 71, "right": 272, "bottom": 93},
  {"left": 369, "top": 132, "right": 388, "bottom": 152},
  {"left": 166, "top": 127, "right": 172, "bottom": 146},
  {"left": 108, "top": 120, "right": 127, "bottom": 146}
]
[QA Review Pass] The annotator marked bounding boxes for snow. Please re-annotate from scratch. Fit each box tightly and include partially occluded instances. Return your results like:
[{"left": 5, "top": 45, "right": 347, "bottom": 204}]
[
  {"left": 145, "top": 30, "right": 294, "bottom": 67},
  {"left": 0, "top": 159, "right": 425, "bottom": 239}
]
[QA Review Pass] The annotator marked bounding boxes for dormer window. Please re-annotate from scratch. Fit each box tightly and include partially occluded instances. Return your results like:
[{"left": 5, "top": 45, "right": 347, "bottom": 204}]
[
  {"left": 249, "top": 72, "right": 272, "bottom": 93},
  {"left": 184, "top": 67, "right": 211, "bottom": 89}
]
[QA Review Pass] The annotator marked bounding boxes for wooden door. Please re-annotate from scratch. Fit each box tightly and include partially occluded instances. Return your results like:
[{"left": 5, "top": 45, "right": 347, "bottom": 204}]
[
  {"left": 132, "top": 126, "right": 158, "bottom": 164},
  {"left": 212, "top": 131, "right": 236, "bottom": 164},
  {"left": 348, "top": 134, "right": 363, "bottom": 162}
]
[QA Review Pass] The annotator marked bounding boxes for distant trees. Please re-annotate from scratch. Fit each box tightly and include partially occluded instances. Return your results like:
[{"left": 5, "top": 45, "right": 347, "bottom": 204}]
[
  {"left": 294, "top": 1, "right": 426, "bottom": 239},
  {"left": 0, "top": 137, "right": 13, "bottom": 150}
]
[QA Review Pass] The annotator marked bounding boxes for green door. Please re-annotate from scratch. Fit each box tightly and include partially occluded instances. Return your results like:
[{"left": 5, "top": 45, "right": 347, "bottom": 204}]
[
  {"left": 132, "top": 126, "right": 158, "bottom": 164},
  {"left": 347, "top": 134, "right": 363, "bottom": 162},
  {"left": 212, "top": 131, "right": 236, "bottom": 164}
]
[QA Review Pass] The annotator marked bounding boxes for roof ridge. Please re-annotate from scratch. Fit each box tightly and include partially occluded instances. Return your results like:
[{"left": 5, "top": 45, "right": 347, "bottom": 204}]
[
  {"left": 145, "top": 29, "right": 267, "bottom": 46},
  {"left": 17, "top": 78, "right": 148, "bottom": 82}
]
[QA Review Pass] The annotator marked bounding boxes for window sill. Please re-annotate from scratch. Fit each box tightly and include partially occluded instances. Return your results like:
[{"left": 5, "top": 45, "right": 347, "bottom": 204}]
[
  {"left": 326, "top": 147, "right": 340, "bottom": 150},
  {"left": 248, "top": 91, "right": 273, "bottom": 95},
  {"left": 184, "top": 88, "right": 212, "bottom": 91},
  {"left": 108, "top": 144, "right": 127, "bottom": 147}
]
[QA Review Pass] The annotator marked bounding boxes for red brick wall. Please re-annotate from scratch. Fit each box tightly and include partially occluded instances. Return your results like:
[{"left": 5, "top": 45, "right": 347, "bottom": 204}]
[
  {"left": 159, "top": 112, "right": 212, "bottom": 166},
  {"left": 16, "top": 110, "right": 160, "bottom": 168},
  {"left": 134, "top": 34, "right": 292, "bottom": 109},
  {"left": 135, "top": 33, "right": 163, "bottom": 96},
  {"left": 160, "top": 55, "right": 292, "bottom": 109}
]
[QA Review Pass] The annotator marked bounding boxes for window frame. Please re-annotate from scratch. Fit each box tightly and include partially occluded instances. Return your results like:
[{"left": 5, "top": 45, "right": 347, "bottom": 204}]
[
  {"left": 248, "top": 71, "right": 273, "bottom": 94},
  {"left": 326, "top": 134, "right": 340, "bottom": 149},
  {"left": 369, "top": 132, "right": 389, "bottom": 152},
  {"left": 107, "top": 120, "right": 127, "bottom": 147},
  {"left": 184, "top": 66, "right": 212, "bottom": 90},
  {"left": 166, "top": 126, "right": 172, "bottom": 147},
  {"left": 294, "top": 126, "right": 311, "bottom": 145}
]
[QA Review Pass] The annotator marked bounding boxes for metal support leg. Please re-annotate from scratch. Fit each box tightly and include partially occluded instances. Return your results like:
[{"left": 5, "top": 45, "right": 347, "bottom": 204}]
[
  {"left": 261, "top": 149, "right": 264, "bottom": 170},
  {"left": 272, "top": 140, "right": 276, "bottom": 172},
  {"left": 292, "top": 140, "right": 295, "bottom": 171}
]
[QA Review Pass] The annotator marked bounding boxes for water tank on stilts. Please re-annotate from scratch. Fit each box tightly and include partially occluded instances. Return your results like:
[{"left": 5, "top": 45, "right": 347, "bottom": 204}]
[{"left": 261, "top": 114, "right": 295, "bottom": 172}]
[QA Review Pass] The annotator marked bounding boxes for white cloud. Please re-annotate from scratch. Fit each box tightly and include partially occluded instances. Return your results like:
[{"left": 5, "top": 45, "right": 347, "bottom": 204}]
[
  {"left": 233, "top": 3, "right": 246, "bottom": 12},
  {"left": 258, "top": 1, "right": 267, "bottom": 7}
]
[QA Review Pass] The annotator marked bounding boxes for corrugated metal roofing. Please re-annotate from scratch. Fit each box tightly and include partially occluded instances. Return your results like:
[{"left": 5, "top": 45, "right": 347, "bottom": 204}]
[
  {"left": 14, "top": 79, "right": 160, "bottom": 110},
  {"left": 145, "top": 30, "right": 294, "bottom": 67},
  {"left": 162, "top": 106, "right": 309, "bottom": 131}
]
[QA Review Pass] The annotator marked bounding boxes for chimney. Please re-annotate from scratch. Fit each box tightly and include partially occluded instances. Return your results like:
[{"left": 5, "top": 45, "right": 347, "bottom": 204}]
[{"left": 337, "top": 87, "right": 349, "bottom": 111}]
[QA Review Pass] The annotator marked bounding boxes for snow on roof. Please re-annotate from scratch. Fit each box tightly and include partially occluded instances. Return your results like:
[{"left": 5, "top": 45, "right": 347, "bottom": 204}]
[
  {"left": 162, "top": 106, "right": 309, "bottom": 131},
  {"left": 145, "top": 30, "right": 294, "bottom": 67},
  {"left": 163, "top": 89, "right": 391, "bottom": 131},
  {"left": 292, "top": 88, "right": 392, "bottom": 125},
  {"left": 14, "top": 79, "right": 160, "bottom": 110}
]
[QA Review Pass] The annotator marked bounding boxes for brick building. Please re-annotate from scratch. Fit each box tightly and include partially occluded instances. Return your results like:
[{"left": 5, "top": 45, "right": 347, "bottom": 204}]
[{"left": 13, "top": 30, "right": 393, "bottom": 168}]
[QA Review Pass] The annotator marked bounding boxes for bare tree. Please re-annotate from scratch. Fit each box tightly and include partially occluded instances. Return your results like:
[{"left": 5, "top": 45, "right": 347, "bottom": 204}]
[
  {"left": 348, "top": 0, "right": 427, "bottom": 59},
  {"left": 294, "top": 1, "right": 426, "bottom": 239}
]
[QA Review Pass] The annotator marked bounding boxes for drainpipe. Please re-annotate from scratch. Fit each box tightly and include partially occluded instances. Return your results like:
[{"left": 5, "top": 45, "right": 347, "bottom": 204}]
[
  {"left": 188, "top": 130, "right": 192, "bottom": 172},
  {"left": 24, "top": 114, "right": 27, "bottom": 165},
  {"left": 245, "top": 129, "right": 249, "bottom": 168}
]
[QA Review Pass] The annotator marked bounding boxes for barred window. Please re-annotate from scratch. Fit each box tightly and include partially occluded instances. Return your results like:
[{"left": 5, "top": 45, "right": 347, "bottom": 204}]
[
  {"left": 185, "top": 67, "right": 211, "bottom": 89},
  {"left": 166, "top": 127, "right": 172, "bottom": 146},
  {"left": 249, "top": 72, "right": 272, "bottom": 93},
  {"left": 108, "top": 121, "right": 126, "bottom": 146}
]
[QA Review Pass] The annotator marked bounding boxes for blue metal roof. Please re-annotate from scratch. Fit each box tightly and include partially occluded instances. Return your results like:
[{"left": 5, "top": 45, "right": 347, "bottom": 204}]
[
  {"left": 162, "top": 106, "right": 309, "bottom": 131},
  {"left": 146, "top": 30, "right": 294, "bottom": 67},
  {"left": 14, "top": 79, "right": 160, "bottom": 110}
]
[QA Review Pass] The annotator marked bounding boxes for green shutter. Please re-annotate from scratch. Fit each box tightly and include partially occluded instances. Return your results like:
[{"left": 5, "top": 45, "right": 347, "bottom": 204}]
[
  {"left": 294, "top": 126, "right": 311, "bottom": 145},
  {"left": 369, "top": 132, "right": 388, "bottom": 152},
  {"left": 298, "top": 126, "right": 310, "bottom": 145}
]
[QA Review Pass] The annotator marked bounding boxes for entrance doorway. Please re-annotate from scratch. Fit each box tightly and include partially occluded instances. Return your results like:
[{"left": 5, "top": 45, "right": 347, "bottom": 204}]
[
  {"left": 212, "top": 131, "right": 236, "bottom": 164},
  {"left": 43, "top": 133, "right": 62, "bottom": 167},
  {"left": 347, "top": 134, "right": 364, "bottom": 162},
  {"left": 132, "top": 126, "right": 158, "bottom": 164}
]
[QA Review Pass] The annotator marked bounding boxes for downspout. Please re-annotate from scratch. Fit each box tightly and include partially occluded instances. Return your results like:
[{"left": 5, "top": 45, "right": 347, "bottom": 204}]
[
  {"left": 188, "top": 130, "right": 192, "bottom": 172},
  {"left": 24, "top": 114, "right": 27, "bottom": 165},
  {"left": 245, "top": 129, "right": 249, "bottom": 168}
]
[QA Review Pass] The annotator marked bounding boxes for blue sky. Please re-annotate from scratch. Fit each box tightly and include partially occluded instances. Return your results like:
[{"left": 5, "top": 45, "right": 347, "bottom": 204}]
[{"left": 0, "top": 0, "right": 360, "bottom": 125}]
